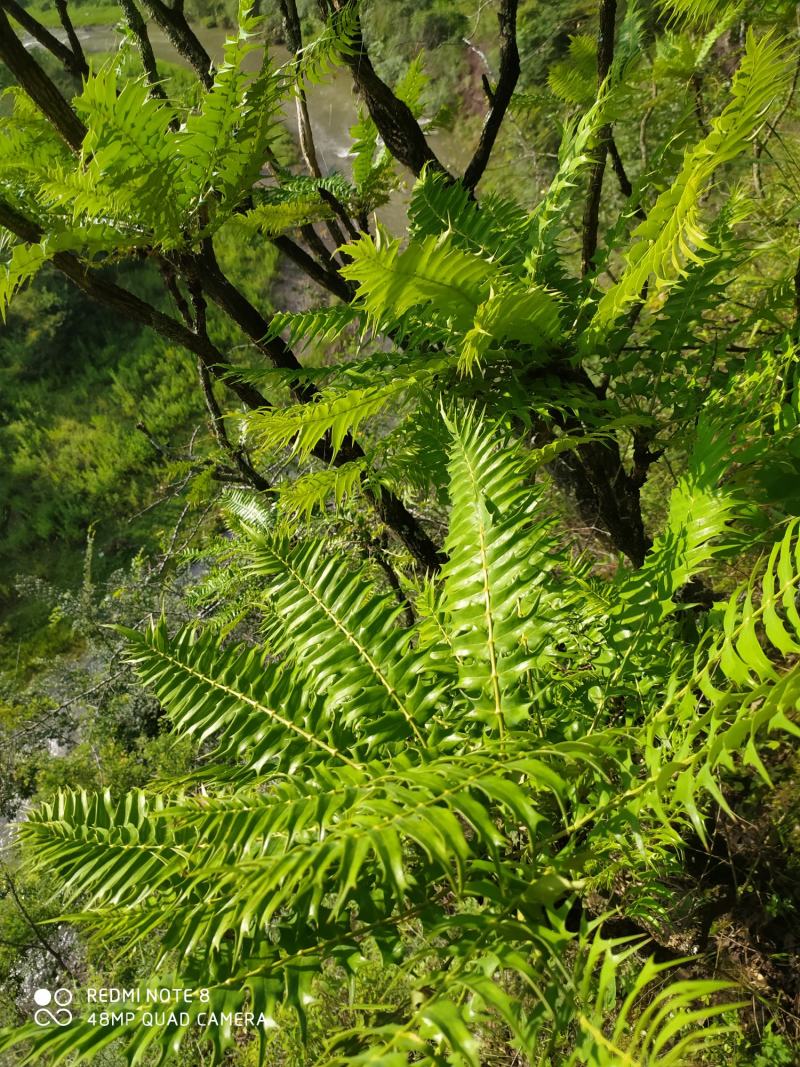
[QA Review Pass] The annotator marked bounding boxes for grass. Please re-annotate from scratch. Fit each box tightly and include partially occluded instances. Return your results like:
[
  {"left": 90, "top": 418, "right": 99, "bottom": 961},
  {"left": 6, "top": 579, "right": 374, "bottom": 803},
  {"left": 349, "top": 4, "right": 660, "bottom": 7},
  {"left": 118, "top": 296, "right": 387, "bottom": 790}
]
[{"left": 17, "top": 3, "right": 121, "bottom": 29}]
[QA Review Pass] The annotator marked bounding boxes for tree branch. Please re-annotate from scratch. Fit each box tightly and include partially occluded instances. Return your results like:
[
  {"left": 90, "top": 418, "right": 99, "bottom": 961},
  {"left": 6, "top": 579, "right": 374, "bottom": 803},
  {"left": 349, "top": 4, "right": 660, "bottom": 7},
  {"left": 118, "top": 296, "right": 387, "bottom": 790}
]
[
  {"left": 326, "top": 0, "right": 450, "bottom": 179},
  {"left": 318, "top": 186, "right": 360, "bottom": 241},
  {"left": 607, "top": 133, "right": 645, "bottom": 220},
  {"left": 462, "top": 0, "right": 519, "bottom": 192},
  {"left": 0, "top": 20, "right": 442, "bottom": 572},
  {"left": 278, "top": 0, "right": 322, "bottom": 177},
  {"left": 118, "top": 0, "right": 176, "bottom": 120},
  {"left": 184, "top": 249, "right": 442, "bottom": 570},
  {"left": 189, "top": 283, "right": 271, "bottom": 492},
  {"left": 188, "top": 242, "right": 307, "bottom": 377},
  {"left": 753, "top": 51, "right": 800, "bottom": 198},
  {"left": 368, "top": 534, "right": 416, "bottom": 628},
  {"left": 55, "top": 0, "right": 88, "bottom": 79},
  {"left": 581, "top": 0, "right": 617, "bottom": 276},
  {"left": 1, "top": 866, "right": 77, "bottom": 980},
  {"left": 690, "top": 70, "right": 709, "bottom": 136},
  {"left": 138, "top": 0, "right": 214, "bottom": 89},
  {"left": 1, "top": 199, "right": 442, "bottom": 568},
  {"left": 160, "top": 265, "right": 271, "bottom": 493},
  {"left": 272, "top": 233, "right": 354, "bottom": 301},
  {"left": 0, "top": 0, "right": 87, "bottom": 80},
  {"left": 276, "top": 0, "right": 352, "bottom": 259},
  {"left": 0, "top": 199, "right": 272, "bottom": 412},
  {"left": 0, "top": 7, "right": 86, "bottom": 150}
]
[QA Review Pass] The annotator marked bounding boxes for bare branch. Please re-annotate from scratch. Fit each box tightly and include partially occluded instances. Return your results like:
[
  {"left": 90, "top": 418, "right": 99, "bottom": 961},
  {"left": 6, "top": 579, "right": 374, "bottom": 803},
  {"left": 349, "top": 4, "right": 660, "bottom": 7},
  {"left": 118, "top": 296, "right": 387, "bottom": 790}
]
[
  {"left": 690, "top": 71, "right": 709, "bottom": 135},
  {"left": 581, "top": 0, "right": 617, "bottom": 276},
  {"left": 462, "top": 0, "right": 519, "bottom": 191},
  {"left": 0, "top": 198, "right": 272, "bottom": 414},
  {"left": 188, "top": 284, "right": 270, "bottom": 492},
  {"left": 272, "top": 233, "right": 354, "bottom": 301},
  {"left": 608, "top": 134, "right": 645, "bottom": 220},
  {"left": 753, "top": 51, "right": 800, "bottom": 197},
  {"left": 318, "top": 187, "right": 360, "bottom": 241},
  {"left": 0, "top": 0, "right": 87, "bottom": 80},
  {"left": 0, "top": 7, "right": 86, "bottom": 150},
  {"left": 326, "top": 0, "right": 450, "bottom": 179},
  {"left": 118, "top": 0, "right": 176, "bottom": 121},
  {"left": 368, "top": 535, "right": 416, "bottom": 628},
  {"left": 135, "top": 420, "right": 169, "bottom": 460},
  {"left": 279, "top": 0, "right": 323, "bottom": 177},
  {"left": 277, "top": 1, "right": 356, "bottom": 254},
  {"left": 54, "top": 0, "right": 88, "bottom": 79},
  {"left": 187, "top": 242, "right": 308, "bottom": 377},
  {"left": 1, "top": 865, "right": 77, "bottom": 980},
  {"left": 138, "top": 0, "right": 214, "bottom": 89}
]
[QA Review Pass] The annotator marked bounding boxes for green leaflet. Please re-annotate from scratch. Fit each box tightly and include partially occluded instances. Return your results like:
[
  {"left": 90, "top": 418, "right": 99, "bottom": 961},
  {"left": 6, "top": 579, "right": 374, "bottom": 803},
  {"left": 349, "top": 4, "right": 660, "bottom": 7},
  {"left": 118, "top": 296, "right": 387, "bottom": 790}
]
[
  {"left": 277, "top": 460, "right": 367, "bottom": 522},
  {"left": 350, "top": 106, "right": 385, "bottom": 190},
  {"left": 248, "top": 536, "right": 432, "bottom": 746},
  {"left": 2, "top": 5, "right": 282, "bottom": 249},
  {"left": 660, "top": 0, "right": 743, "bottom": 27},
  {"left": 527, "top": 93, "right": 606, "bottom": 288},
  {"left": 241, "top": 196, "right": 332, "bottom": 235},
  {"left": 0, "top": 241, "right": 47, "bottom": 320},
  {"left": 121, "top": 618, "right": 356, "bottom": 772},
  {"left": 589, "top": 32, "right": 793, "bottom": 337},
  {"left": 458, "top": 284, "right": 563, "bottom": 374},
  {"left": 177, "top": 10, "right": 282, "bottom": 217},
  {"left": 246, "top": 380, "right": 408, "bottom": 460},
  {"left": 0, "top": 223, "right": 152, "bottom": 320},
  {"left": 408, "top": 168, "right": 533, "bottom": 265},
  {"left": 348, "top": 54, "right": 427, "bottom": 198},
  {"left": 0, "top": 88, "right": 72, "bottom": 181},
  {"left": 394, "top": 54, "right": 430, "bottom": 119},
  {"left": 264, "top": 303, "right": 360, "bottom": 351},
  {"left": 440, "top": 414, "right": 565, "bottom": 733},
  {"left": 610, "top": 415, "right": 742, "bottom": 669},
  {"left": 292, "top": 4, "right": 359, "bottom": 87},
  {"left": 340, "top": 228, "right": 497, "bottom": 332},
  {"left": 548, "top": 35, "right": 598, "bottom": 105},
  {"left": 643, "top": 519, "right": 800, "bottom": 841},
  {"left": 75, "top": 65, "right": 183, "bottom": 236}
]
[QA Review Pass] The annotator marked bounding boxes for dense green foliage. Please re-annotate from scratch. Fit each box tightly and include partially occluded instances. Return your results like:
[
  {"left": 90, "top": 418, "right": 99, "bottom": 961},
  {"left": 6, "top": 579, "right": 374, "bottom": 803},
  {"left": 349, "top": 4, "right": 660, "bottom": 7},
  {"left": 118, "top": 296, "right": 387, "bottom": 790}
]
[
  {"left": 2, "top": 0, "right": 800, "bottom": 1063},
  {"left": 9, "top": 407, "right": 800, "bottom": 1065}
]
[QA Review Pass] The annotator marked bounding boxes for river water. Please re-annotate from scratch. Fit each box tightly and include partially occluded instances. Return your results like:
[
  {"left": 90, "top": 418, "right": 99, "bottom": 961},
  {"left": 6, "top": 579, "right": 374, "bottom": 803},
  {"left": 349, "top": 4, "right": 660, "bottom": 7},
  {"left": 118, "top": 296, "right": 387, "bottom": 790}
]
[{"left": 24, "top": 21, "right": 473, "bottom": 231}]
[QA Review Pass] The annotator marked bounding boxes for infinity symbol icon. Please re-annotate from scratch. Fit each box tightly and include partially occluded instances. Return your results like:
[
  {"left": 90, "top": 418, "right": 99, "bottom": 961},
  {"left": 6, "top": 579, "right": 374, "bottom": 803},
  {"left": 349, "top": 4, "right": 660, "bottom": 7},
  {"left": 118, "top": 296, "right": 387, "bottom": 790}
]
[{"left": 33, "top": 988, "right": 73, "bottom": 1027}]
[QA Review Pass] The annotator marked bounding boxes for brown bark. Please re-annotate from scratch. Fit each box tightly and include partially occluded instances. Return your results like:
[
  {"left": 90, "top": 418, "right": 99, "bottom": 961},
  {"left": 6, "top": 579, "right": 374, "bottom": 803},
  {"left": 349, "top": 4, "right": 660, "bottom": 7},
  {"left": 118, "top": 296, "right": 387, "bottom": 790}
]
[
  {"left": 1, "top": 0, "right": 87, "bottom": 80},
  {"left": 581, "top": 0, "right": 617, "bottom": 276},
  {"left": 551, "top": 438, "right": 650, "bottom": 567},
  {"left": 0, "top": 7, "right": 86, "bottom": 150},
  {"left": 118, "top": 0, "right": 174, "bottom": 114},
  {"left": 463, "top": 0, "right": 520, "bottom": 191},
  {"left": 138, "top": 0, "right": 214, "bottom": 89},
  {"left": 54, "top": 0, "right": 88, "bottom": 79},
  {"left": 189, "top": 284, "right": 271, "bottom": 492},
  {"left": 528, "top": 362, "right": 652, "bottom": 567},
  {"left": 325, "top": 0, "right": 449, "bottom": 179}
]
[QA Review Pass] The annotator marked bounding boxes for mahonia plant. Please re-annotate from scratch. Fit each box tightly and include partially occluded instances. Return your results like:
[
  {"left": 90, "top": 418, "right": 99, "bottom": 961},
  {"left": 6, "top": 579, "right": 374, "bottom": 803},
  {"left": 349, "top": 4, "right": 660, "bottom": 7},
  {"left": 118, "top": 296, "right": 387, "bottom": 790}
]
[
  {"left": 1, "top": 0, "right": 800, "bottom": 1062},
  {"left": 3, "top": 401, "right": 800, "bottom": 1064}
]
